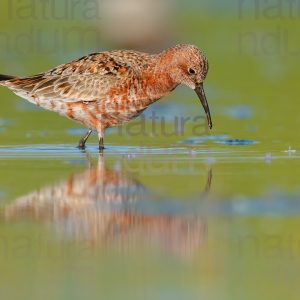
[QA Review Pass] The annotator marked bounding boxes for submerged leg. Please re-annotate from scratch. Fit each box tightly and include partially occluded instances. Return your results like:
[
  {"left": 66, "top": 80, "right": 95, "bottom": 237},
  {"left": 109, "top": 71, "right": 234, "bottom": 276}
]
[{"left": 78, "top": 129, "right": 93, "bottom": 149}]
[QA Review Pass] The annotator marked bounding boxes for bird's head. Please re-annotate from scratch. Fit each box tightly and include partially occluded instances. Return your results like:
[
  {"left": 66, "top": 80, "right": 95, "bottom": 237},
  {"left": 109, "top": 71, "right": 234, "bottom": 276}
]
[{"left": 165, "top": 44, "right": 212, "bottom": 129}]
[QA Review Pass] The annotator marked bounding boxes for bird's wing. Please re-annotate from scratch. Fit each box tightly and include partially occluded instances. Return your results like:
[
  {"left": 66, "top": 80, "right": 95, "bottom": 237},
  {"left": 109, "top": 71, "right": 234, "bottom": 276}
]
[{"left": 6, "top": 51, "right": 152, "bottom": 103}]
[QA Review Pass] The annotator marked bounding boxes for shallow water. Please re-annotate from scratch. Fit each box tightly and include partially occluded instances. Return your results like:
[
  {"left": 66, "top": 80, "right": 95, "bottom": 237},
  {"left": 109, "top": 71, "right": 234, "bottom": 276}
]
[{"left": 0, "top": 141, "right": 300, "bottom": 300}]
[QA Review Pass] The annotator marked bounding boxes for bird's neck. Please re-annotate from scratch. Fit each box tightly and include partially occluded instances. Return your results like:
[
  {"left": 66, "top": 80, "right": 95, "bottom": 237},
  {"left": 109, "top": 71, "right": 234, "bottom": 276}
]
[{"left": 141, "top": 53, "right": 179, "bottom": 102}]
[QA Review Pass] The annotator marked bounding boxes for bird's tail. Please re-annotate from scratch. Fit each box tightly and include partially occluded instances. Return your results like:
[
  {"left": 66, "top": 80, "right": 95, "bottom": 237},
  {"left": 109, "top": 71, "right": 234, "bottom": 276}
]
[{"left": 0, "top": 74, "right": 15, "bottom": 81}]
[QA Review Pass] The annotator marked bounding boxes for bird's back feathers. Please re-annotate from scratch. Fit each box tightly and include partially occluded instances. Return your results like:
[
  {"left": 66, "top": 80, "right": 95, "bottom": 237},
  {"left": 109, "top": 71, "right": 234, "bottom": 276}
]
[{"left": 1, "top": 51, "right": 155, "bottom": 104}]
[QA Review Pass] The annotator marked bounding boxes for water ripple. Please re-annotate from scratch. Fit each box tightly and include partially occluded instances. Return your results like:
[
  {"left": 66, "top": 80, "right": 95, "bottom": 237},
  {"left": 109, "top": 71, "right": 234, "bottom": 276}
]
[{"left": 217, "top": 139, "right": 259, "bottom": 146}]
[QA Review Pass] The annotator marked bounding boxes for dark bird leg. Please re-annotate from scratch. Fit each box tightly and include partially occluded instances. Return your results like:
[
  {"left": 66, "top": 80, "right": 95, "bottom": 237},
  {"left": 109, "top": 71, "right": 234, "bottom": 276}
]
[
  {"left": 97, "top": 126, "right": 105, "bottom": 151},
  {"left": 99, "top": 137, "right": 105, "bottom": 151},
  {"left": 78, "top": 129, "right": 93, "bottom": 149}
]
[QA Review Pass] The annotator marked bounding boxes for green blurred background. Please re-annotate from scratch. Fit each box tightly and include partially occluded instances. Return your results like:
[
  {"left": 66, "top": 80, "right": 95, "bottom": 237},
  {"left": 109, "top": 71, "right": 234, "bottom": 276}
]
[{"left": 0, "top": 1, "right": 300, "bottom": 299}]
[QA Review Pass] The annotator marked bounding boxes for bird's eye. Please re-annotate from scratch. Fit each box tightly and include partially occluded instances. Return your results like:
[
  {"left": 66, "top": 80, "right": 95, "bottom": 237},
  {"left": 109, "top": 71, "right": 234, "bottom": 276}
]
[{"left": 188, "top": 68, "right": 196, "bottom": 75}]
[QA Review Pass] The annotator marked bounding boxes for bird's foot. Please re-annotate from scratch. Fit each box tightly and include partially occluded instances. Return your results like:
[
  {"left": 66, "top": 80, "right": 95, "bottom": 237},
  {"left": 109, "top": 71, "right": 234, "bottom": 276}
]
[
  {"left": 77, "top": 129, "right": 93, "bottom": 150},
  {"left": 77, "top": 142, "right": 86, "bottom": 150}
]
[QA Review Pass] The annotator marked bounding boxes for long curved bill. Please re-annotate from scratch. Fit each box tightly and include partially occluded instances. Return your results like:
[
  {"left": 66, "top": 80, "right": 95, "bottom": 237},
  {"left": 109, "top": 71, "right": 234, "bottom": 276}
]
[{"left": 195, "top": 83, "right": 213, "bottom": 129}]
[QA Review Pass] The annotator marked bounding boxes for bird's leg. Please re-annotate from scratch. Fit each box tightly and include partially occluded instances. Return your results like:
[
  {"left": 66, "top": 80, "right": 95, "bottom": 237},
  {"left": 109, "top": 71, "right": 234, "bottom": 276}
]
[
  {"left": 97, "top": 126, "right": 105, "bottom": 151},
  {"left": 99, "top": 137, "right": 105, "bottom": 151},
  {"left": 78, "top": 128, "right": 93, "bottom": 149}
]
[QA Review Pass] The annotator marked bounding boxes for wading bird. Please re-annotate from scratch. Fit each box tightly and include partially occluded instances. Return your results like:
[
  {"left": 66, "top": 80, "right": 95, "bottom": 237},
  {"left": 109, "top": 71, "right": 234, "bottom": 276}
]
[{"left": 0, "top": 44, "right": 212, "bottom": 150}]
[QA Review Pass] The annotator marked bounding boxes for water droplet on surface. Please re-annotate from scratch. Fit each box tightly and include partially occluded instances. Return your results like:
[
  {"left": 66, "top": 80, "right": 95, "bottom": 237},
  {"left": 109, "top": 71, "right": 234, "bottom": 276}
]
[
  {"left": 284, "top": 146, "right": 296, "bottom": 154},
  {"left": 188, "top": 149, "right": 197, "bottom": 156},
  {"left": 264, "top": 153, "right": 273, "bottom": 162}
]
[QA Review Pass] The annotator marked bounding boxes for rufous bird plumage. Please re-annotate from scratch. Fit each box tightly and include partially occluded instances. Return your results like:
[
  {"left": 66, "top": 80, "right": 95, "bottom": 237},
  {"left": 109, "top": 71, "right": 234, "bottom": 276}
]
[{"left": 0, "top": 44, "right": 212, "bottom": 150}]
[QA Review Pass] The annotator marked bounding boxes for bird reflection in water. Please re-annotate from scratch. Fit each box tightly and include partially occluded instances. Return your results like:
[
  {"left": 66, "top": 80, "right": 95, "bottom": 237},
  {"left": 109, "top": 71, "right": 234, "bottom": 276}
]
[{"left": 5, "top": 155, "right": 212, "bottom": 258}]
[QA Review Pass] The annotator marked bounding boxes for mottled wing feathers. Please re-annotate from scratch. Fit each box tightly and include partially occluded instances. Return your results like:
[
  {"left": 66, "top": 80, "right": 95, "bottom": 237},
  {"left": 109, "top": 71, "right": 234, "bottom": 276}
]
[{"left": 4, "top": 50, "right": 154, "bottom": 103}]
